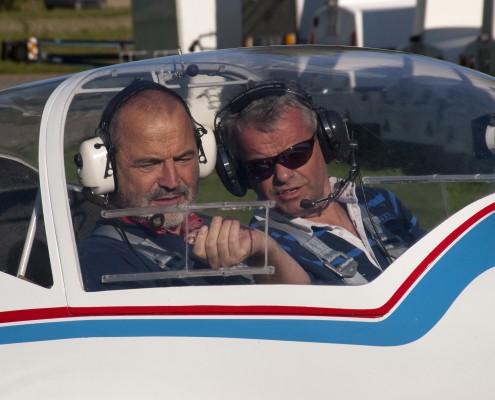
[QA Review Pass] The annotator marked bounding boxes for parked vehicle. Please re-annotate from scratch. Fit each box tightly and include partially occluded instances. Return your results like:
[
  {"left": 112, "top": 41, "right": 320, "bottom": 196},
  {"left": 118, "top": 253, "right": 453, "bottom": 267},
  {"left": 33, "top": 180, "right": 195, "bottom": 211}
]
[
  {"left": 132, "top": 0, "right": 297, "bottom": 55},
  {"left": 399, "top": 0, "right": 484, "bottom": 63},
  {"left": 308, "top": 0, "right": 415, "bottom": 49}
]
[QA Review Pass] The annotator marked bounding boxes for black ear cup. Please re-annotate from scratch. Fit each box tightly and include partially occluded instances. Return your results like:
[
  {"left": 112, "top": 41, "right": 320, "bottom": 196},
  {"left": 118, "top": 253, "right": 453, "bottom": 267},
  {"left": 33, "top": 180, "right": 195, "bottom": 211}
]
[
  {"left": 215, "top": 143, "right": 248, "bottom": 197},
  {"left": 317, "top": 108, "right": 351, "bottom": 163}
]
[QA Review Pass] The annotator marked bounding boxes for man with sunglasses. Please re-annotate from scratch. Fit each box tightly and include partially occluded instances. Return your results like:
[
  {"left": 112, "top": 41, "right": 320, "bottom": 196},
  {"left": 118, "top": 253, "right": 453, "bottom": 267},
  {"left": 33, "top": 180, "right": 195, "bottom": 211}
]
[{"left": 217, "top": 81, "right": 424, "bottom": 285}]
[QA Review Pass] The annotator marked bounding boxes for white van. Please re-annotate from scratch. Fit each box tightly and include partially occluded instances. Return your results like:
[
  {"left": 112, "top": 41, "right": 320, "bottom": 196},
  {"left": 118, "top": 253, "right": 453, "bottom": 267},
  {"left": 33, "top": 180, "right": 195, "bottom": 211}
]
[
  {"left": 309, "top": 0, "right": 415, "bottom": 49},
  {"left": 398, "top": 0, "right": 484, "bottom": 64}
]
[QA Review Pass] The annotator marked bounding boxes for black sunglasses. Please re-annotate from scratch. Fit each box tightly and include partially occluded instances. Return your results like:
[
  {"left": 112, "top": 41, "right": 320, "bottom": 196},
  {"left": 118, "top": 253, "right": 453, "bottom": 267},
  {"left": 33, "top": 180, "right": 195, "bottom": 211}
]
[{"left": 245, "top": 133, "right": 317, "bottom": 181}]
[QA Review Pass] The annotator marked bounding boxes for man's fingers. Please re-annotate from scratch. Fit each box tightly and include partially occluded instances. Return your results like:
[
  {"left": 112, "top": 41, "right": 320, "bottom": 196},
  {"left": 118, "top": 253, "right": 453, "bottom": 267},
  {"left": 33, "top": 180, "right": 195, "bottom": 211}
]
[
  {"left": 191, "top": 216, "right": 258, "bottom": 269},
  {"left": 186, "top": 230, "right": 198, "bottom": 245},
  {"left": 215, "top": 218, "right": 236, "bottom": 267},
  {"left": 189, "top": 225, "right": 209, "bottom": 261}
]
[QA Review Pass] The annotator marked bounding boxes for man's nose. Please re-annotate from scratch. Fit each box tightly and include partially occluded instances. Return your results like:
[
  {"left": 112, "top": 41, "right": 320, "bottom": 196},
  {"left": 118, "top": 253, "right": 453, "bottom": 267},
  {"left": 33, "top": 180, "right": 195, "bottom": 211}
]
[
  {"left": 157, "top": 160, "right": 180, "bottom": 188},
  {"left": 273, "top": 162, "right": 294, "bottom": 183}
]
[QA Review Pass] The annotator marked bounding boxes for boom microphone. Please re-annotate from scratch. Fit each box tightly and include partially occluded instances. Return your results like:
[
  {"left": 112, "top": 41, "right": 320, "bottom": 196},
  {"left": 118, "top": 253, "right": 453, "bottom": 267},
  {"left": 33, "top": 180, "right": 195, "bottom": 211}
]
[
  {"left": 300, "top": 198, "right": 318, "bottom": 209},
  {"left": 300, "top": 163, "right": 360, "bottom": 209},
  {"left": 300, "top": 184, "right": 347, "bottom": 209},
  {"left": 300, "top": 195, "right": 335, "bottom": 209}
]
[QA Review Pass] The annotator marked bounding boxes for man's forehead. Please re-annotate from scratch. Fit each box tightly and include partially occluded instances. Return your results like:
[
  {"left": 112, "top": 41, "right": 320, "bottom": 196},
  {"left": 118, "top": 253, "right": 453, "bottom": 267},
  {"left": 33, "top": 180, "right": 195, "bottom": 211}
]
[
  {"left": 119, "top": 91, "right": 193, "bottom": 128},
  {"left": 123, "top": 89, "right": 184, "bottom": 112},
  {"left": 116, "top": 107, "right": 194, "bottom": 150}
]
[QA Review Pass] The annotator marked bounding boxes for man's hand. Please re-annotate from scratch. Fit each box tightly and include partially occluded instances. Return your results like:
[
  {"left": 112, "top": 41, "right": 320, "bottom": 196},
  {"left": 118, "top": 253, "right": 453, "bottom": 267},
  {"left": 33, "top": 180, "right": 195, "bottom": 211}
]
[
  {"left": 186, "top": 216, "right": 310, "bottom": 284},
  {"left": 187, "top": 216, "right": 261, "bottom": 269}
]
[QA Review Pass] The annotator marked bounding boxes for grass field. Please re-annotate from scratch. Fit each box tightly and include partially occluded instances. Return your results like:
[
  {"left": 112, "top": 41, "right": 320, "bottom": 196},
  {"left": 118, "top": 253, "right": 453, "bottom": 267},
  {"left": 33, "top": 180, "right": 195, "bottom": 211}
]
[{"left": 0, "top": 0, "right": 132, "bottom": 73}]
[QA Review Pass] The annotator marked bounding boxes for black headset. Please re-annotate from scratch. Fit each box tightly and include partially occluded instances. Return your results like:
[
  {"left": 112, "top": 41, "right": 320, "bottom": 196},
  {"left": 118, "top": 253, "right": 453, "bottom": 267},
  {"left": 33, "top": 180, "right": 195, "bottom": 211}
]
[
  {"left": 75, "top": 79, "right": 207, "bottom": 196},
  {"left": 213, "top": 81, "right": 351, "bottom": 197}
]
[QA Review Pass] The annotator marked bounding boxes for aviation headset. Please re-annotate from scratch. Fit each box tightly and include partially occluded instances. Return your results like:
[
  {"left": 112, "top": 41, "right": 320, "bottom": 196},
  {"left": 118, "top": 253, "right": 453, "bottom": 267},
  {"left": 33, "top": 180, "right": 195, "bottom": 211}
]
[
  {"left": 214, "top": 81, "right": 352, "bottom": 197},
  {"left": 75, "top": 80, "right": 213, "bottom": 196}
]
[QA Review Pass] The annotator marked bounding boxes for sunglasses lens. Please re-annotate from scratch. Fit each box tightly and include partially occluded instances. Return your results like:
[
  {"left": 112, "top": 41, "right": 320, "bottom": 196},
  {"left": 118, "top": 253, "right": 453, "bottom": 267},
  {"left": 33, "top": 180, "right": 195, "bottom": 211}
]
[
  {"left": 248, "top": 159, "right": 275, "bottom": 181},
  {"left": 246, "top": 134, "right": 316, "bottom": 181},
  {"left": 280, "top": 147, "right": 312, "bottom": 169}
]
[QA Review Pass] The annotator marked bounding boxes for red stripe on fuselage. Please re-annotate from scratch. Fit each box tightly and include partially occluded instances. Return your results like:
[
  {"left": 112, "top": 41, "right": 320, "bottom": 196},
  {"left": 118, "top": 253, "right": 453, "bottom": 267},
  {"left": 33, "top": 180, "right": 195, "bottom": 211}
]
[{"left": 2, "top": 203, "right": 494, "bottom": 324}]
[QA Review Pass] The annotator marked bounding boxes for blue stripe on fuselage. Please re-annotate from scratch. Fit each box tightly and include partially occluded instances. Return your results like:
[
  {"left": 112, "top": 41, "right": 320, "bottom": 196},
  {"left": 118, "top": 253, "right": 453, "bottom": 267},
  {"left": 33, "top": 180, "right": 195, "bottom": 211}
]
[{"left": 1, "top": 213, "right": 494, "bottom": 347}]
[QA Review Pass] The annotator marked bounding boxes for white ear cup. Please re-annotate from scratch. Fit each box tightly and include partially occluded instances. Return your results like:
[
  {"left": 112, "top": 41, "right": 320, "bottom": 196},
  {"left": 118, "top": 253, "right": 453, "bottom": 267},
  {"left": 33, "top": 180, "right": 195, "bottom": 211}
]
[
  {"left": 76, "top": 137, "right": 115, "bottom": 195},
  {"left": 199, "top": 125, "right": 217, "bottom": 179}
]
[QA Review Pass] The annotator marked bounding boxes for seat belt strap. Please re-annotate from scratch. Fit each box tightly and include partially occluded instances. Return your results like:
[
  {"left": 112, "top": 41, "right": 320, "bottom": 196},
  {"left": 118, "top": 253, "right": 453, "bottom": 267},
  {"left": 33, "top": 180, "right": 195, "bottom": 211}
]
[
  {"left": 253, "top": 219, "right": 367, "bottom": 284},
  {"left": 92, "top": 224, "right": 185, "bottom": 270},
  {"left": 358, "top": 204, "right": 409, "bottom": 261}
]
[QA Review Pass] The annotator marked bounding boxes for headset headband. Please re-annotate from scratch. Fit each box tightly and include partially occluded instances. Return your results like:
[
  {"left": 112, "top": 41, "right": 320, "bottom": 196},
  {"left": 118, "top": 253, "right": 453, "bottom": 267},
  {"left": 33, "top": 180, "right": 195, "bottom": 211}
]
[
  {"left": 98, "top": 79, "right": 195, "bottom": 141},
  {"left": 225, "top": 81, "right": 314, "bottom": 115}
]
